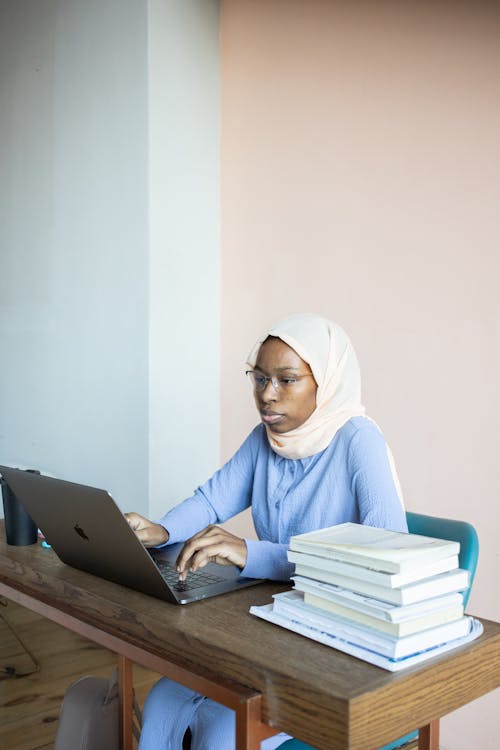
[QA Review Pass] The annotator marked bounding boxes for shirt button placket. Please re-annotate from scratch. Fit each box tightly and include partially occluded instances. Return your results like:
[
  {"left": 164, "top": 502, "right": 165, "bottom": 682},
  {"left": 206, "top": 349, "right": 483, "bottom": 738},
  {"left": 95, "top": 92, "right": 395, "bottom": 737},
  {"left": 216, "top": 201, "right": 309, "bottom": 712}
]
[{"left": 277, "top": 464, "right": 296, "bottom": 540}]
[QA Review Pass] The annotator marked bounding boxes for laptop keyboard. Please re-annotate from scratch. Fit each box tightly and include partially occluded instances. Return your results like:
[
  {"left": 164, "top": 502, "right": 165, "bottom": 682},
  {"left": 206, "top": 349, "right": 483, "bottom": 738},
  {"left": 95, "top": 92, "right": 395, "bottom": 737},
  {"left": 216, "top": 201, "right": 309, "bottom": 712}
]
[{"left": 154, "top": 558, "right": 226, "bottom": 592}]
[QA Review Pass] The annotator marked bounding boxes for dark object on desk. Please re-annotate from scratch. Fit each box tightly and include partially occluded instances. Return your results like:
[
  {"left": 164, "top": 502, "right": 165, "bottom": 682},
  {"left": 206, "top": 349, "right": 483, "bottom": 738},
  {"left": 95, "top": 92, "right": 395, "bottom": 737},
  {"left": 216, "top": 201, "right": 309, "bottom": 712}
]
[
  {"left": 0, "top": 465, "right": 264, "bottom": 604},
  {"left": 1, "top": 470, "right": 38, "bottom": 546}
]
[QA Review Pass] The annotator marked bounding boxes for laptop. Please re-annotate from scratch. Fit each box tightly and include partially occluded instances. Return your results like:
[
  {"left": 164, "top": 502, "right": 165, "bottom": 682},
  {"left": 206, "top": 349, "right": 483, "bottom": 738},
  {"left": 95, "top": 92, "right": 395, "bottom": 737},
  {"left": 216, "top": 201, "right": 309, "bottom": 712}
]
[{"left": 0, "top": 465, "right": 264, "bottom": 604}]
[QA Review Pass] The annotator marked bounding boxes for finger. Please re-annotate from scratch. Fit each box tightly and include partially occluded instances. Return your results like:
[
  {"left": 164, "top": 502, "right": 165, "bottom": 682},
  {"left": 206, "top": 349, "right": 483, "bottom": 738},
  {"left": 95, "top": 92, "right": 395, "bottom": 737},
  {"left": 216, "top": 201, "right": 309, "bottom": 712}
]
[
  {"left": 177, "top": 545, "right": 222, "bottom": 581},
  {"left": 189, "top": 540, "right": 247, "bottom": 572},
  {"left": 125, "top": 514, "right": 168, "bottom": 547},
  {"left": 125, "top": 512, "right": 149, "bottom": 532},
  {"left": 134, "top": 528, "right": 151, "bottom": 544},
  {"left": 176, "top": 529, "right": 229, "bottom": 570},
  {"left": 175, "top": 526, "right": 223, "bottom": 572},
  {"left": 124, "top": 512, "right": 141, "bottom": 530},
  {"left": 178, "top": 537, "right": 247, "bottom": 579},
  {"left": 141, "top": 523, "right": 169, "bottom": 547}
]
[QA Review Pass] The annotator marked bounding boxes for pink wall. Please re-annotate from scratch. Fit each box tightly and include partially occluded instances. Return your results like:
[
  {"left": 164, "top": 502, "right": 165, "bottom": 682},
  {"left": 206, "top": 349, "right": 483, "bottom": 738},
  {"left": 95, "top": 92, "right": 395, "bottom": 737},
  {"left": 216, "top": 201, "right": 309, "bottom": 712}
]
[{"left": 220, "top": 2, "right": 500, "bottom": 748}]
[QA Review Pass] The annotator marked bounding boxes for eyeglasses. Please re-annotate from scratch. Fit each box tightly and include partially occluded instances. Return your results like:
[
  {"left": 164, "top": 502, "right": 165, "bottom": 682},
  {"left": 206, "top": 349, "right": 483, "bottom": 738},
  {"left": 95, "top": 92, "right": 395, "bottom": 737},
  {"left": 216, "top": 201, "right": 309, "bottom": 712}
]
[{"left": 246, "top": 370, "right": 314, "bottom": 393}]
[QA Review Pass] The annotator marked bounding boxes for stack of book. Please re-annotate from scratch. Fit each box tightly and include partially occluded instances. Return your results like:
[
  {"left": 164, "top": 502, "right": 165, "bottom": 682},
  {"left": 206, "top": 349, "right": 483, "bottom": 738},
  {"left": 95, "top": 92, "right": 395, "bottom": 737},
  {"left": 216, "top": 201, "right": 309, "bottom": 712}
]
[{"left": 250, "top": 523, "right": 482, "bottom": 671}]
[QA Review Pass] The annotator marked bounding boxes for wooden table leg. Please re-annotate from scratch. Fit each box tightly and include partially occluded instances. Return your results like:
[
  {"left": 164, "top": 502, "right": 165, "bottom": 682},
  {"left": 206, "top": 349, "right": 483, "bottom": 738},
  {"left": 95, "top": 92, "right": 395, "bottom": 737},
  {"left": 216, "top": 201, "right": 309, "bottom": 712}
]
[
  {"left": 235, "top": 693, "right": 279, "bottom": 750},
  {"left": 418, "top": 719, "right": 440, "bottom": 750},
  {"left": 118, "top": 654, "right": 134, "bottom": 750}
]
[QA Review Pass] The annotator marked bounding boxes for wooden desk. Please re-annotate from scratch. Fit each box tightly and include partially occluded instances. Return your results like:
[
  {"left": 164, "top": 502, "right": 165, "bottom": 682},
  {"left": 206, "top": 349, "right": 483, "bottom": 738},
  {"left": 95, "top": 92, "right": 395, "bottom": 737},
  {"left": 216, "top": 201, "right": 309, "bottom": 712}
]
[{"left": 1, "top": 528, "right": 499, "bottom": 750}]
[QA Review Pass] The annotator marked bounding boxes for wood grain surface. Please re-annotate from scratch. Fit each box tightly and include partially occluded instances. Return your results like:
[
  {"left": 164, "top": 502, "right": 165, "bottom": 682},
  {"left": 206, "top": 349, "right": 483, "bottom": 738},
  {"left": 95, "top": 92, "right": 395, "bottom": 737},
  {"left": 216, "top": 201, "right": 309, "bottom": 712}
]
[
  {"left": 0, "top": 599, "right": 159, "bottom": 750},
  {"left": 1, "top": 526, "right": 499, "bottom": 750}
]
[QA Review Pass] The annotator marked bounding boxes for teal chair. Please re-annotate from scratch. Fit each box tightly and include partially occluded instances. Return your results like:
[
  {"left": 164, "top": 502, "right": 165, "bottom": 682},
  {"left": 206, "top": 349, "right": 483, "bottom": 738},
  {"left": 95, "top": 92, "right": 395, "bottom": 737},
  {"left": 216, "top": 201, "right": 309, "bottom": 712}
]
[
  {"left": 405, "top": 512, "right": 478, "bottom": 608},
  {"left": 275, "top": 512, "right": 479, "bottom": 750}
]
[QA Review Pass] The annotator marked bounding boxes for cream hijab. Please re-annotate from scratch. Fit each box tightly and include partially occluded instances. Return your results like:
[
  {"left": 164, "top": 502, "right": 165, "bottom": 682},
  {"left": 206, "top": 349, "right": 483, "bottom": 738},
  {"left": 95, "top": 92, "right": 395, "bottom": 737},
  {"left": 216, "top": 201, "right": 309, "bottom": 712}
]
[{"left": 246, "top": 313, "right": 367, "bottom": 460}]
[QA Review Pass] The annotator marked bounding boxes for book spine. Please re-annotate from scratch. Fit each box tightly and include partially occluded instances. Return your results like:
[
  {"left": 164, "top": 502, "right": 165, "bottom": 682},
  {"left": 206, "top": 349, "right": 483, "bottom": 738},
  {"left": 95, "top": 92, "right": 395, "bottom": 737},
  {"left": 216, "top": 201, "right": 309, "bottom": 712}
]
[
  {"left": 290, "top": 541, "right": 402, "bottom": 573},
  {"left": 293, "top": 578, "right": 463, "bottom": 622},
  {"left": 294, "top": 565, "right": 468, "bottom": 605},
  {"left": 250, "top": 604, "right": 483, "bottom": 672},
  {"left": 303, "top": 592, "right": 401, "bottom": 635},
  {"left": 272, "top": 599, "right": 399, "bottom": 656},
  {"left": 303, "top": 592, "right": 464, "bottom": 637},
  {"left": 288, "top": 550, "right": 460, "bottom": 588},
  {"left": 294, "top": 564, "right": 402, "bottom": 603}
]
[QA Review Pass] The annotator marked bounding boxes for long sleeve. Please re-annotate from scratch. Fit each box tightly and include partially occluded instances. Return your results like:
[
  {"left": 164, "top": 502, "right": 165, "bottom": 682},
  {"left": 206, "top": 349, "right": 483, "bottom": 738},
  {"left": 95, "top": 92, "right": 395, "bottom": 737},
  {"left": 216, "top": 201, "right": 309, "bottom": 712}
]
[
  {"left": 154, "top": 418, "right": 407, "bottom": 582},
  {"left": 155, "top": 429, "right": 260, "bottom": 544},
  {"left": 245, "top": 419, "right": 407, "bottom": 580},
  {"left": 242, "top": 540, "right": 293, "bottom": 581}
]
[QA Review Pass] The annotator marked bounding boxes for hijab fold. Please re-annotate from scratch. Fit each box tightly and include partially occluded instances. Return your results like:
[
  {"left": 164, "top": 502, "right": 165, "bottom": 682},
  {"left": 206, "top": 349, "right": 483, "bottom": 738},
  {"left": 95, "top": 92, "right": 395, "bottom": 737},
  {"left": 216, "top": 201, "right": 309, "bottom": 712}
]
[{"left": 246, "top": 314, "right": 366, "bottom": 459}]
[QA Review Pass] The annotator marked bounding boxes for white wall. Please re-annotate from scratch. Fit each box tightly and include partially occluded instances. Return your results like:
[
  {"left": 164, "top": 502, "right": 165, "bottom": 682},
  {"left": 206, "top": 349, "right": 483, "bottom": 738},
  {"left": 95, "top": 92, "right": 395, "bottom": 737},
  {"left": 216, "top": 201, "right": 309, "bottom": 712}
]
[
  {"left": 0, "top": 0, "right": 149, "bottom": 508},
  {"left": 0, "top": 0, "right": 220, "bottom": 517},
  {"left": 148, "top": 0, "right": 220, "bottom": 519}
]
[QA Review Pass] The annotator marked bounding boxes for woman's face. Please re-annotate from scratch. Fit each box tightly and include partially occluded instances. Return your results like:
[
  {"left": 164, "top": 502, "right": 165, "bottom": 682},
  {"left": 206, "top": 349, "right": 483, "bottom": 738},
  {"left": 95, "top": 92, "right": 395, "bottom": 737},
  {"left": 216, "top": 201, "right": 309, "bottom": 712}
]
[{"left": 252, "top": 337, "right": 317, "bottom": 433}]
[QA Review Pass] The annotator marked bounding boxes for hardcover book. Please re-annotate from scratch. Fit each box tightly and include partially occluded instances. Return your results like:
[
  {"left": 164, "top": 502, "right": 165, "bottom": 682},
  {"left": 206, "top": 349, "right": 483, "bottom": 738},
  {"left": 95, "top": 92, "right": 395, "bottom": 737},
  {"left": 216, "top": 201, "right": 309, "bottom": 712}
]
[
  {"left": 289, "top": 522, "right": 459, "bottom": 574},
  {"left": 300, "top": 591, "right": 463, "bottom": 636},
  {"left": 292, "top": 576, "right": 464, "bottom": 622},
  {"left": 271, "top": 590, "right": 468, "bottom": 654},
  {"left": 291, "top": 565, "right": 469, "bottom": 605},
  {"left": 250, "top": 596, "right": 482, "bottom": 671},
  {"left": 287, "top": 549, "right": 459, "bottom": 588}
]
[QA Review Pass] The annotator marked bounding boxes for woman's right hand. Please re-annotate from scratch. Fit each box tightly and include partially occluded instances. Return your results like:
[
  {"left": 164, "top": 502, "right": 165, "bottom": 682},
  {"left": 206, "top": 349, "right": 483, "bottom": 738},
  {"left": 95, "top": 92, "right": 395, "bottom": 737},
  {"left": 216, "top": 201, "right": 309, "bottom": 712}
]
[{"left": 124, "top": 512, "right": 169, "bottom": 547}]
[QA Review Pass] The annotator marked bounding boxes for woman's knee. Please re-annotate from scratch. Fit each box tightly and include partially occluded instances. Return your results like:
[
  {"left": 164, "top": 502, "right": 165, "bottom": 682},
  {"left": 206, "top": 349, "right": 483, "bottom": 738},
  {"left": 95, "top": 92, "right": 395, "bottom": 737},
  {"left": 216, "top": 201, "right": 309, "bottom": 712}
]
[
  {"left": 190, "top": 698, "right": 235, "bottom": 750},
  {"left": 143, "top": 677, "right": 204, "bottom": 721}
]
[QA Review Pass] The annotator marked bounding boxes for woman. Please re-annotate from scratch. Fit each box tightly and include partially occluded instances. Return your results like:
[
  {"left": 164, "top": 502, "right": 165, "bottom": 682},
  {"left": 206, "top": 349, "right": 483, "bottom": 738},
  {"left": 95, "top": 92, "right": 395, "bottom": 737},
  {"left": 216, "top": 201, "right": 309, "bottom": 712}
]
[{"left": 126, "top": 313, "right": 407, "bottom": 750}]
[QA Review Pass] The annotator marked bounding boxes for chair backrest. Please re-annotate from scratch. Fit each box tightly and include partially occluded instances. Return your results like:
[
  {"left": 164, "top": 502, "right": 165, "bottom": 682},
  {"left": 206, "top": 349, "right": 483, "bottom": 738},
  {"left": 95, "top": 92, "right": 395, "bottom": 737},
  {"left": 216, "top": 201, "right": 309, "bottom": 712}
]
[{"left": 405, "top": 511, "right": 479, "bottom": 607}]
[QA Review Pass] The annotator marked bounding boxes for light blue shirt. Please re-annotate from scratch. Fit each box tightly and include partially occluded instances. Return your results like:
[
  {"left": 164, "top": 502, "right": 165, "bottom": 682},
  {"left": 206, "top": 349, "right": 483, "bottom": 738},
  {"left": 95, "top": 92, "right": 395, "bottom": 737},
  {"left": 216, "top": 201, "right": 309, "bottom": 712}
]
[{"left": 158, "top": 416, "right": 408, "bottom": 581}]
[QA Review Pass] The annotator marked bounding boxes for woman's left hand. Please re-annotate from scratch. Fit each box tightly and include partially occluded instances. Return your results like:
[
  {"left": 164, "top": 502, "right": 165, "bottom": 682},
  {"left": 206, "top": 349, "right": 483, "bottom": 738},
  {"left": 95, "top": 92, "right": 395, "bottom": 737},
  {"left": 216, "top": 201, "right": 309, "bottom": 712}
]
[{"left": 176, "top": 525, "right": 247, "bottom": 581}]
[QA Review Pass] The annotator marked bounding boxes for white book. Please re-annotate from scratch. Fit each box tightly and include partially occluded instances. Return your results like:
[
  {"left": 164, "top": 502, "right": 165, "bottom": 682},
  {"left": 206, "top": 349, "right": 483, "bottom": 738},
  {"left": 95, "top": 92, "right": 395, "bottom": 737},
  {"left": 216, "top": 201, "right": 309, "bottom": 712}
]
[
  {"left": 271, "top": 590, "right": 469, "bottom": 655},
  {"left": 292, "top": 564, "right": 469, "bottom": 605},
  {"left": 250, "top": 600, "right": 483, "bottom": 672},
  {"left": 289, "top": 522, "right": 459, "bottom": 574},
  {"left": 287, "top": 549, "right": 459, "bottom": 588},
  {"left": 292, "top": 576, "right": 464, "bottom": 623},
  {"left": 302, "top": 592, "right": 463, "bottom": 637}
]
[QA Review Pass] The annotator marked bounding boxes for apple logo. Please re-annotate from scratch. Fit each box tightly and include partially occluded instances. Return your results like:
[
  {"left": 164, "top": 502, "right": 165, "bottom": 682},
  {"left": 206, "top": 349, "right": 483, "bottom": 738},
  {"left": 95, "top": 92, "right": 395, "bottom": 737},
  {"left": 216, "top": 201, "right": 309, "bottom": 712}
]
[{"left": 74, "top": 524, "right": 89, "bottom": 541}]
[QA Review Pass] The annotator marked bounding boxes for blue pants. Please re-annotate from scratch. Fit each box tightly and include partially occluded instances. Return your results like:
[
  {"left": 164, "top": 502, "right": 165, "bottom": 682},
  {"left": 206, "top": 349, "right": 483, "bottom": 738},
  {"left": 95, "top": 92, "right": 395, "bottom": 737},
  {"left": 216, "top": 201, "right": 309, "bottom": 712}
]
[{"left": 138, "top": 677, "right": 292, "bottom": 750}]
